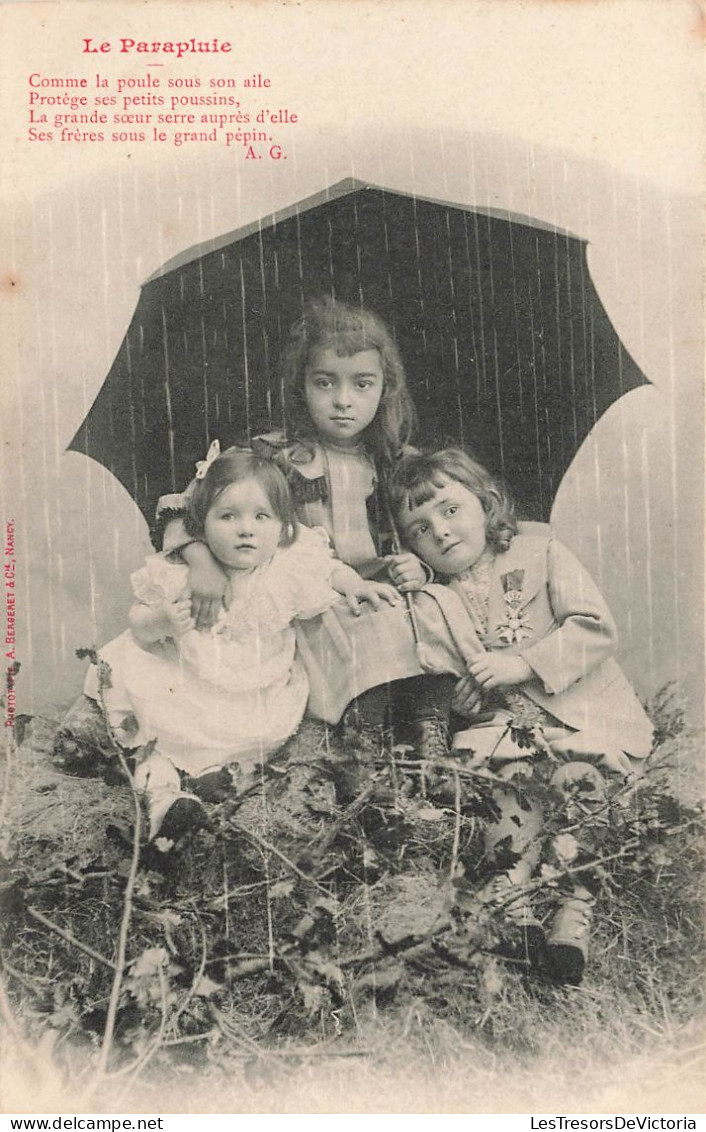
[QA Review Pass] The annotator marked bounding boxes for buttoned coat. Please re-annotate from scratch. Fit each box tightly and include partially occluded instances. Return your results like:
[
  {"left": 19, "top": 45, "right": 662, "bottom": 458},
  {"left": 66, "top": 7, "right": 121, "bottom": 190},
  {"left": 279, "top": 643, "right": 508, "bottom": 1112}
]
[{"left": 447, "top": 531, "right": 654, "bottom": 759}]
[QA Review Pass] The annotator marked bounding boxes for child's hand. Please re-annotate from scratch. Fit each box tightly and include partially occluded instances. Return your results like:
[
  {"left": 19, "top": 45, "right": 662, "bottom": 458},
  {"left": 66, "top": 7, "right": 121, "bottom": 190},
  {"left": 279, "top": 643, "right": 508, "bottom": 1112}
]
[
  {"left": 182, "top": 544, "right": 229, "bottom": 630},
  {"left": 385, "top": 552, "right": 428, "bottom": 592},
  {"left": 163, "top": 596, "right": 196, "bottom": 639},
  {"left": 597, "top": 747, "right": 641, "bottom": 778},
  {"left": 468, "top": 653, "right": 533, "bottom": 689},
  {"left": 338, "top": 577, "right": 402, "bottom": 617},
  {"left": 552, "top": 735, "right": 639, "bottom": 780},
  {"left": 452, "top": 675, "right": 484, "bottom": 717}
]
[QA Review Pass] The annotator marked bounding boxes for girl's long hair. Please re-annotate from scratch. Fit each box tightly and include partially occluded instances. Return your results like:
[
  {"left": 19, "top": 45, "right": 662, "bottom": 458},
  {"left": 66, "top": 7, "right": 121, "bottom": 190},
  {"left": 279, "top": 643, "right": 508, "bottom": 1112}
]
[
  {"left": 185, "top": 447, "right": 298, "bottom": 547},
  {"left": 280, "top": 296, "right": 416, "bottom": 464},
  {"left": 388, "top": 448, "right": 518, "bottom": 554}
]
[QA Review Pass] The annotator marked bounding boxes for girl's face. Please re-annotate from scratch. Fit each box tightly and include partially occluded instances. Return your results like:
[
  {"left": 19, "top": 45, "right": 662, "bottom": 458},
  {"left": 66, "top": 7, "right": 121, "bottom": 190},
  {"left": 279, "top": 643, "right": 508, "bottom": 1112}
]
[
  {"left": 304, "top": 347, "right": 384, "bottom": 447},
  {"left": 400, "top": 476, "right": 488, "bottom": 576},
  {"left": 204, "top": 478, "right": 283, "bottom": 571}
]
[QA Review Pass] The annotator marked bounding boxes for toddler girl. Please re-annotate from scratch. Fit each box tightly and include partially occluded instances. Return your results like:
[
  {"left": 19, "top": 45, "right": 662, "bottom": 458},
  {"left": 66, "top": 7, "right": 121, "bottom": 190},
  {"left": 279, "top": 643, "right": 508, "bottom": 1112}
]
[
  {"left": 389, "top": 447, "right": 654, "bottom": 982},
  {"left": 85, "top": 447, "right": 368, "bottom": 841},
  {"left": 158, "top": 299, "right": 471, "bottom": 756}
]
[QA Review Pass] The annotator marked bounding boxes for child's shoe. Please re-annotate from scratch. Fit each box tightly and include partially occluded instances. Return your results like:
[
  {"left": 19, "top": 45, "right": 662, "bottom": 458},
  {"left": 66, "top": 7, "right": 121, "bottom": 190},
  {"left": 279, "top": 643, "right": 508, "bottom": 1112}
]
[
  {"left": 183, "top": 766, "right": 234, "bottom": 804},
  {"left": 134, "top": 750, "right": 206, "bottom": 843},
  {"left": 156, "top": 795, "right": 207, "bottom": 843},
  {"left": 545, "top": 885, "right": 594, "bottom": 985},
  {"left": 410, "top": 715, "right": 450, "bottom": 763}
]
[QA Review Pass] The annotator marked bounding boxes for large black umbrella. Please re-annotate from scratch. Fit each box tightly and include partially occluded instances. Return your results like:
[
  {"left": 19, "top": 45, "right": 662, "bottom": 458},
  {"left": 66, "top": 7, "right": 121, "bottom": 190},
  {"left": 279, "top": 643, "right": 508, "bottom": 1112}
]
[{"left": 69, "top": 178, "right": 649, "bottom": 522}]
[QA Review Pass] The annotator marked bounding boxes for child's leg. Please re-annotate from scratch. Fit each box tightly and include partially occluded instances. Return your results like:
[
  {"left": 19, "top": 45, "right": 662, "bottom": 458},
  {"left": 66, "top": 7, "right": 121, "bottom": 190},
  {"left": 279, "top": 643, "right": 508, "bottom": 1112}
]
[
  {"left": 481, "top": 766, "right": 544, "bottom": 939},
  {"left": 545, "top": 885, "right": 594, "bottom": 985},
  {"left": 342, "top": 684, "right": 390, "bottom": 730},
  {"left": 134, "top": 749, "right": 206, "bottom": 842},
  {"left": 341, "top": 673, "right": 457, "bottom": 760},
  {"left": 391, "top": 673, "right": 458, "bottom": 759},
  {"left": 542, "top": 760, "right": 604, "bottom": 984}
]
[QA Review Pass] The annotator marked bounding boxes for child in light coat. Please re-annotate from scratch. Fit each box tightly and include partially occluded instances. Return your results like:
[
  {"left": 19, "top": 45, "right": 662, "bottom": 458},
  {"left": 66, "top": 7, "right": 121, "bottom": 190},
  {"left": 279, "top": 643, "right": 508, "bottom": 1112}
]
[{"left": 389, "top": 447, "right": 653, "bottom": 983}]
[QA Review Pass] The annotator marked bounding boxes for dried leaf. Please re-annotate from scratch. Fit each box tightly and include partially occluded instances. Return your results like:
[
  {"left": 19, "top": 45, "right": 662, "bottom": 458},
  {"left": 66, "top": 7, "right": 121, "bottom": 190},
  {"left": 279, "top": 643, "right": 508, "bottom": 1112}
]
[
  {"left": 356, "top": 963, "right": 404, "bottom": 992},
  {"left": 481, "top": 958, "right": 504, "bottom": 1001},
  {"left": 553, "top": 832, "right": 579, "bottom": 864},
  {"left": 13, "top": 714, "right": 33, "bottom": 745},
  {"left": 416, "top": 807, "right": 446, "bottom": 822},
  {"left": 268, "top": 878, "right": 295, "bottom": 900},
  {"left": 301, "top": 983, "right": 325, "bottom": 1015},
  {"left": 130, "top": 946, "right": 169, "bottom": 978},
  {"left": 313, "top": 894, "right": 339, "bottom": 916},
  {"left": 193, "top": 974, "right": 223, "bottom": 999}
]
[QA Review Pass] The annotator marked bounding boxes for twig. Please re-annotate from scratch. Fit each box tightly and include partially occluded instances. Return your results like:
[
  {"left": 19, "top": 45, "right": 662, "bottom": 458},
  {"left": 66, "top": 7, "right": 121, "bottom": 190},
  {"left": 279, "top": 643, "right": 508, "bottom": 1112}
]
[
  {"left": 27, "top": 907, "right": 117, "bottom": 972},
  {"left": 93, "top": 672, "right": 144, "bottom": 1078},
  {"left": 209, "top": 1003, "right": 263, "bottom": 1054},
  {"left": 375, "top": 755, "right": 516, "bottom": 787},
  {"left": 315, "top": 781, "right": 376, "bottom": 857},
  {"left": 1, "top": 958, "right": 53, "bottom": 989},
  {"left": 337, "top": 925, "right": 447, "bottom": 970},
  {"left": 167, "top": 914, "right": 208, "bottom": 1032},
  {"left": 206, "top": 879, "right": 272, "bottom": 908},
  {"left": 486, "top": 721, "right": 513, "bottom": 763},
  {"left": 448, "top": 768, "right": 462, "bottom": 881},
  {"left": 204, "top": 951, "right": 276, "bottom": 968},
  {"left": 111, "top": 965, "right": 170, "bottom": 1100},
  {"left": 211, "top": 1005, "right": 371, "bottom": 1062},
  {"left": 162, "top": 1031, "right": 215, "bottom": 1048},
  {"left": 107, "top": 914, "right": 209, "bottom": 1088},
  {"left": 232, "top": 822, "right": 332, "bottom": 897},
  {"left": 211, "top": 956, "right": 275, "bottom": 981}
]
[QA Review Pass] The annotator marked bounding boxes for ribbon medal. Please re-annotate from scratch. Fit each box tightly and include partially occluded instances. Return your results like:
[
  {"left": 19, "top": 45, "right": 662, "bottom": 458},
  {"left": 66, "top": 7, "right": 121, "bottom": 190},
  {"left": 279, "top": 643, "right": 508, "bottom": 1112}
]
[{"left": 497, "top": 569, "right": 533, "bottom": 645}]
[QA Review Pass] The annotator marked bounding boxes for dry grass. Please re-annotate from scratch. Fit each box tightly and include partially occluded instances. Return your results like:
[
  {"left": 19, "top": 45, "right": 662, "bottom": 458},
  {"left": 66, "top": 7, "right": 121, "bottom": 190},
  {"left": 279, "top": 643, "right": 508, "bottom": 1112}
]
[{"left": 1, "top": 702, "right": 704, "bottom": 1115}]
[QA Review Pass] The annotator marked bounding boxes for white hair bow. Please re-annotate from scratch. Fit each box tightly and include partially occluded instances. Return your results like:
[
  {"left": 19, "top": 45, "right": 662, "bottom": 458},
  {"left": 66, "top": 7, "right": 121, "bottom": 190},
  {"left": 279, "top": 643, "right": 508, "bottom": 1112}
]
[{"left": 195, "top": 439, "right": 221, "bottom": 480}]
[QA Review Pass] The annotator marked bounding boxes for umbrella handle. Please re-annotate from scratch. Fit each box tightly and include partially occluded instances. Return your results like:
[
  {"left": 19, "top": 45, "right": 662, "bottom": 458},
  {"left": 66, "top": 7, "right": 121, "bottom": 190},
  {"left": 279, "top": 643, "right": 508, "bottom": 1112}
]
[{"left": 378, "top": 469, "right": 429, "bottom": 661}]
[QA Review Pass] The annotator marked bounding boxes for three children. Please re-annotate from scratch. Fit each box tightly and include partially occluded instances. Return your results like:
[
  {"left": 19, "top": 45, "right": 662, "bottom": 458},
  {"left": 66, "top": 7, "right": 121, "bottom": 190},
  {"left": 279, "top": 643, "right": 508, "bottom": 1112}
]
[{"left": 82, "top": 298, "right": 653, "bottom": 982}]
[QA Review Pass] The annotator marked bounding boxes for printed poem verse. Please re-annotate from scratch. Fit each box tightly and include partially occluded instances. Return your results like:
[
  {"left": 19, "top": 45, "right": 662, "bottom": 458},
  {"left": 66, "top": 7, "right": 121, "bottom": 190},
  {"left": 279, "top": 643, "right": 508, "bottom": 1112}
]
[{"left": 27, "top": 69, "right": 299, "bottom": 156}]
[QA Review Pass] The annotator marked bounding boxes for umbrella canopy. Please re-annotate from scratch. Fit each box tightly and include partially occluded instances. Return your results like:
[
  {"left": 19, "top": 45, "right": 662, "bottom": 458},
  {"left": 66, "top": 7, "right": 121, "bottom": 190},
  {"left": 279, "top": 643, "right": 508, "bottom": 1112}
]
[{"left": 69, "top": 178, "right": 649, "bottom": 523}]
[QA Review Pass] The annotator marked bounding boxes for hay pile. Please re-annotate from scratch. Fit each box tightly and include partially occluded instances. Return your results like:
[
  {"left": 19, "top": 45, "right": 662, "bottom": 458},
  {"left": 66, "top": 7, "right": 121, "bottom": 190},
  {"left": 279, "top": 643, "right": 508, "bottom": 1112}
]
[{"left": 1, "top": 693, "right": 704, "bottom": 1086}]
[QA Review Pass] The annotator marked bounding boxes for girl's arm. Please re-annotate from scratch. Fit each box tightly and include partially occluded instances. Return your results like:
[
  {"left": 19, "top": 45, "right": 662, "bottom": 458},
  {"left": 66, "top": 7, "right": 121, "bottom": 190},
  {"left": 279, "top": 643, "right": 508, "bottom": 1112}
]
[
  {"left": 155, "top": 485, "right": 196, "bottom": 556},
  {"left": 516, "top": 538, "right": 617, "bottom": 694},
  {"left": 467, "top": 653, "right": 534, "bottom": 690},
  {"left": 385, "top": 551, "right": 431, "bottom": 592},
  {"left": 180, "top": 542, "right": 229, "bottom": 630},
  {"left": 330, "top": 562, "right": 401, "bottom": 616},
  {"left": 467, "top": 539, "right": 617, "bottom": 693},
  {"left": 156, "top": 485, "right": 228, "bottom": 630},
  {"left": 128, "top": 596, "right": 194, "bottom": 647}
]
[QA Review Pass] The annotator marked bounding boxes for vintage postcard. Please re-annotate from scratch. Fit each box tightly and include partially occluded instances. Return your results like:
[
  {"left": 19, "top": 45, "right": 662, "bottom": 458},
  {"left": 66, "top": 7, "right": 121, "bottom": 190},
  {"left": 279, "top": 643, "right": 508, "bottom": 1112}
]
[{"left": 0, "top": 0, "right": 703, "bottom": 1117}]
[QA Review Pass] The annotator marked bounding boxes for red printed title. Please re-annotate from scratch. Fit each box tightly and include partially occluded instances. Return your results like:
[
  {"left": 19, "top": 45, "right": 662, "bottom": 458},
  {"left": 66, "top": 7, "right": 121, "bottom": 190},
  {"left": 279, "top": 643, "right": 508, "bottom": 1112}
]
[{"left": 83, "top": 37, "right": 232, "bottom": 59}]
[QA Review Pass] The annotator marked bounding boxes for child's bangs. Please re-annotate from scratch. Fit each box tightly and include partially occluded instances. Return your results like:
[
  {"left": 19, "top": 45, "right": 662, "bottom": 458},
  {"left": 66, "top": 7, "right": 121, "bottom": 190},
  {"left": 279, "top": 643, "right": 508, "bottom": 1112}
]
[
  {"left": 400, "top": 473, "right": 449, "bottom": 513},
  {"left": 256, "top": 463, "right": 292, "bottom": 519},
  {"left": 322, "top": 328, "right": 382, "bottom": 359}
]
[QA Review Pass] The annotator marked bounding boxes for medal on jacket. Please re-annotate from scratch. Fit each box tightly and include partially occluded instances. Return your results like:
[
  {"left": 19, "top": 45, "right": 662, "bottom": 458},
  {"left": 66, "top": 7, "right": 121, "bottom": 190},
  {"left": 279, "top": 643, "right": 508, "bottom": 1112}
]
[{"left": 497, "top": 569, "right": 533, "bottom": 645}]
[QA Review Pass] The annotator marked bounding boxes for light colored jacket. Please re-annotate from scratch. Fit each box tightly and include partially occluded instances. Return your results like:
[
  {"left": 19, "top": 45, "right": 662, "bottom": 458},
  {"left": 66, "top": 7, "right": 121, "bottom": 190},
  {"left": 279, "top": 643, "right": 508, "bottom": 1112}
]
[{"left": 448, "top": 531, "right": 653, "bottom": 759}]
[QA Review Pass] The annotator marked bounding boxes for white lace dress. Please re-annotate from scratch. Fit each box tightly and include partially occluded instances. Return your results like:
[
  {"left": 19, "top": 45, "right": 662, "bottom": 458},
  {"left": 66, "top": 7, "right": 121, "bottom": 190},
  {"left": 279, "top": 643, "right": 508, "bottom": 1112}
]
[{"left": 84, "top": 526, "right": 340, "bottom": 776}]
